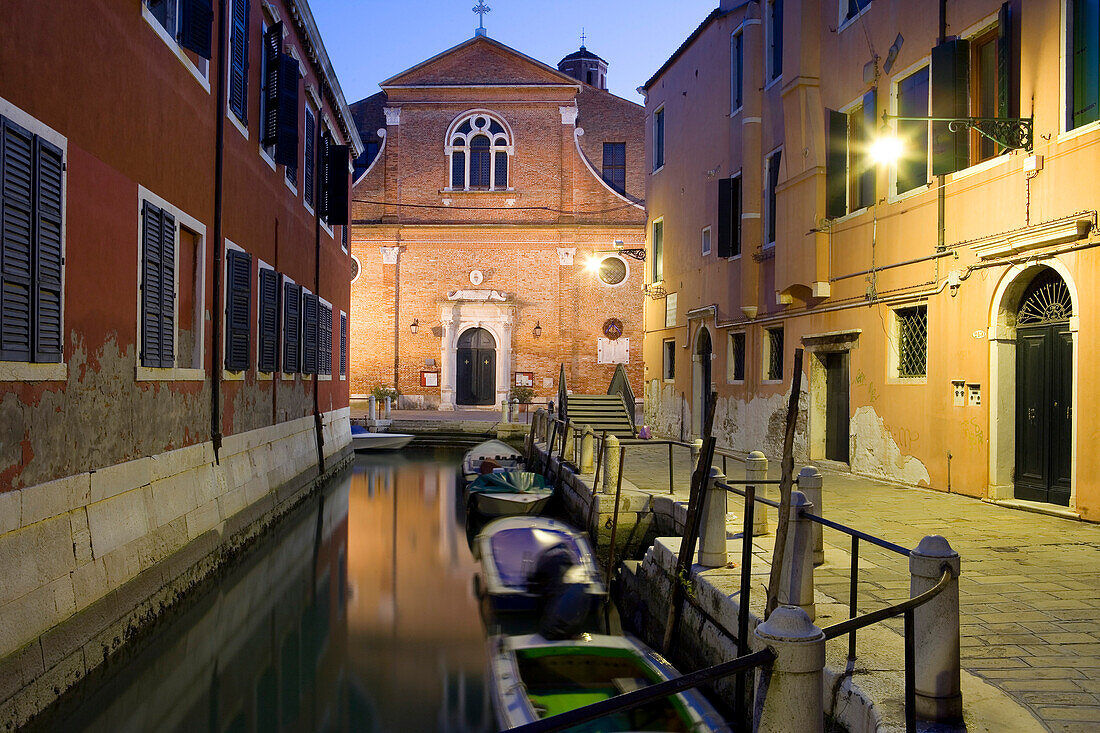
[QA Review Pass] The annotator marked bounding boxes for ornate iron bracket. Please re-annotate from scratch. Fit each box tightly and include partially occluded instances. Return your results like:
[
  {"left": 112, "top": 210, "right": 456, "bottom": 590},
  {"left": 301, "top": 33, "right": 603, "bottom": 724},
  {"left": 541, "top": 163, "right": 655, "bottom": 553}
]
[
  {"left": 618, "top": 248, "right": 646, "bottom": 261},
  {"left": 643, "top": 282, "right": 667, "bottom": 299},
  {"left": 883, "top": 113, "right": 1033, "bottom": 152}
]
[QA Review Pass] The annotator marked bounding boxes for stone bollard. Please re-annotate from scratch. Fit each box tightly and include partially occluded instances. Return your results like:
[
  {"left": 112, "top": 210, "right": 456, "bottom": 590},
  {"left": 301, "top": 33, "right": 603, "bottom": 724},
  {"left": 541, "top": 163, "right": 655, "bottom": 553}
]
[
  {"left": 544, "top": 413, "right": 554, "bottom": 444},
  {"left": 580, "top": 427, "right": 595, "bottom": 474},
  {"left": 746, "top": 451, "right": 769, "bottom": 536},
  {"left": 602, "top": 434, "right": 620, "bottom": 494},
  {"left": 798, "top": 466, "right": 824, "bottom": 566},
  {"left": 910, "top": 535, "right": 963, "bottom": 722},
  {"left": 698, "top": 468, "right": 728, "bottom": 567},
  {"left": 384, "top": 396, "right": 392, "bottom": 419},
  {"left": 367, "top": 395, "right": 376, "bottom": 421},
  {"left": 778, "top": 490, "right": 816, "bottom": 620},
  {"left": 501, "top": 400, "right": 509, "bottom": 424},
  {"left": 753, "top": 605, "right": 825, "bottom": 733},
  {"left": 690, "top": 438, "right": 703, "bottom": 474},
  {"left": 563, "top": 421, "right": 575, "bottom": 462}
]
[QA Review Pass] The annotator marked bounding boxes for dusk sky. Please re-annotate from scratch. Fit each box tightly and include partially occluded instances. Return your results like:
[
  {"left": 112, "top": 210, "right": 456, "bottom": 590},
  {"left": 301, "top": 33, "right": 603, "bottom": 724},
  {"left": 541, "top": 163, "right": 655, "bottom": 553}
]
[{"left": 311, "top": 0, "right": 719, "bottom": 105}]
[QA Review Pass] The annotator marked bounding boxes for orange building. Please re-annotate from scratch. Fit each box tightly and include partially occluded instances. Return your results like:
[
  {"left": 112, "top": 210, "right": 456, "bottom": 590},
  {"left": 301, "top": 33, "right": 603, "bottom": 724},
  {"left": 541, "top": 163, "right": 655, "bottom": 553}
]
[
  {"left": 348, "top": 34, "right": 646, "bottom": 410},
  {"left": 643, "top": 0, "right": 1100, "bottom": 520}
]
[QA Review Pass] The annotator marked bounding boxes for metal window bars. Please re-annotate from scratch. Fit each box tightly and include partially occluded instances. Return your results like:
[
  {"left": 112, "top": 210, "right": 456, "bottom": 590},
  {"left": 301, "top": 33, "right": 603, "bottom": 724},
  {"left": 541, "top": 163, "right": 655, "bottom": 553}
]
[{"left": 897, "top": 305, "right": 928, "bottom": 378}]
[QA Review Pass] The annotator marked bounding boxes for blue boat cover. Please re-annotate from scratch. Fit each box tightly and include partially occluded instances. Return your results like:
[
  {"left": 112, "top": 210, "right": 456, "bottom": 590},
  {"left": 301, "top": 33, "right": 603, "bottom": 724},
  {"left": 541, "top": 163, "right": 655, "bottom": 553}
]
[{"left": 467, "top": 471, "right": 548, "bottom": 494}]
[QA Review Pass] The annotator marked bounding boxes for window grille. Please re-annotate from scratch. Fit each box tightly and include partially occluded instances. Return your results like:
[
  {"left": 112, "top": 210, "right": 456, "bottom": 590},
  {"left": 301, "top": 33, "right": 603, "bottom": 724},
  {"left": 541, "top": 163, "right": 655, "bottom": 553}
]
[
  {"left": 896, "top": 305, "right": 927, "bottom": 377},
  {"left": 1017, "top": 271, "right": 1071, "bottom": 325},
  {"left": 730, "top": 332, "right": 745, "bottom": 381},
  {"left": 767, "top": 327, "right": 783, "bottom": 380}
]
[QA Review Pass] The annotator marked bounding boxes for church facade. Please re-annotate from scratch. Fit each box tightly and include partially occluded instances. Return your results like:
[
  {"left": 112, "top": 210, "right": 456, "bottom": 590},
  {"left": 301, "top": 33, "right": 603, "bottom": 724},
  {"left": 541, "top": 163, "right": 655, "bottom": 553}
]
[{"left": 348, "top": 34, "right": 646, "bottom": 410}]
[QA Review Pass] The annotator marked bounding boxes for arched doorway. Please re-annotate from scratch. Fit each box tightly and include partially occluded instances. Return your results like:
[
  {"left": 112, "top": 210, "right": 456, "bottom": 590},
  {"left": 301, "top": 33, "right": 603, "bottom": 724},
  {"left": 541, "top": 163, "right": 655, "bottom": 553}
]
[
  {"left": 456, "top": 328, "right": 496, "bottom": 406},
  {"left": 1014, "top": 269, "right": 1073, "bottom": 505},
  {"left": 693, "top": 326, "right": 713, "bottom": 435}
]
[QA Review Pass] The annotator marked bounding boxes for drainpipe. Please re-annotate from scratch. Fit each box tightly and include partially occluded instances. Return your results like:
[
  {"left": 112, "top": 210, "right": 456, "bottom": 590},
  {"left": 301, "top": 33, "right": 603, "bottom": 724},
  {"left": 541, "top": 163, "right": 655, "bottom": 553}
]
[
  {"left": 210, "top": 0, "right": 228, "bottom": 463},
  {"left": 393, "top": 249, "right": 401, "bottom": 389},
  {"left": 313, "top": 126, "right": 325, "bottom": 476},
  {"left": 740, "top": 2, "right": 764, "bottom": 318},
  {"left": 936, "top": 0, "right": 947, "bottom": 254}
]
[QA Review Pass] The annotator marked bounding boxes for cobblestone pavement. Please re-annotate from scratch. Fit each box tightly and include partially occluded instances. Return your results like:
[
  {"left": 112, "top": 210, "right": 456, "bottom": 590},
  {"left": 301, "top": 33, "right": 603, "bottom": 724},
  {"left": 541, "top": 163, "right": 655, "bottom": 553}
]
[{"left": 616, "top": 442, "right": 1100, "bottom": 733}]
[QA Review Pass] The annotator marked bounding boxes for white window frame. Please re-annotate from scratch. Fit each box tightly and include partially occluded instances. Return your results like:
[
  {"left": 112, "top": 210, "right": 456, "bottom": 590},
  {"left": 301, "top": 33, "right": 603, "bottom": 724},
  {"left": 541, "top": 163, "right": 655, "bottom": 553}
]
[
  {"left": 0, "top": 97, "right": 69, "bottom": 381},
  {"left": 765, "top": 0, "right": 783, "bottom": 87},
  {"left": 701, "top": 226, "right": 712, "bottom": 256},
  {"left": 444, "top": 110, "right": 515, "bottom": 192},
  {"left": 764, "top": 147, "right": 783, "bottom": 249},
  {"left": 318, "top": 116, "right": 337, "bottom": 240},
  {"left": 225, "top": 0, "right": 249, "bottom": 140},
  {"left": 652, "top": 105, "right": 665, "bottom": 173},
  {"left": 303, "top": 103, "right": 317, "bottom": 216},
  {"left": 662, "top": 338, "right": 676, "bottom": 382},
  {"left": 141, "top": 0, "right": 211, "bottom": 92},
  {"left": 596, "top": 254, "right": 630, "bottom": 288},
  {"left": 136, "top": 185, "right": 206, "bottom": 381},
  {"left": 838, "top": 0, "right": 872, "bottom": 33},
  {"left": 257, "top": 17, "right": 278, "bottom": 171},
  {"left": 762, "top": 326, "right": 784, "bottom": 384},
  {"left": 731, "top": 28, "right": 744, "bottom": 116},
  {"left": 1060, "top": 0, "right": 1100, "bottom": 139},
  {"left": 726, "top": 331, "right": 746, "bottom": 384},
  {"left": 256, "top": 259, "right": 276, "bottom": 379},
  {"left": 888, "top": 59, "right": 932, "bottom": 202},
  {"left": 888, "top": 301, "right": 929, "bottom": 383},
  {"left": 650, "top": 216, "right": 664, "bottom": 283},
  {"left": 317, "top": 294, "right": 332, "bottom": 381}
]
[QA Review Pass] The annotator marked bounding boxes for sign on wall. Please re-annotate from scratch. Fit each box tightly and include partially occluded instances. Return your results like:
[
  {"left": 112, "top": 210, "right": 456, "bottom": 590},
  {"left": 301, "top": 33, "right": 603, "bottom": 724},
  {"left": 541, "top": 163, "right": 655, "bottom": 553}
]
[
  {"left": 515, "top": 371, "right": 533, "bottom": 386},
  {"left": 598, "top": 337, "right": 630, "bottom": 364},
  {"left": 665, "top": 293, "right": 677, "bottom": 328},
  {"left": 421, "top": 371, "right": 439, "bottom": 387}
]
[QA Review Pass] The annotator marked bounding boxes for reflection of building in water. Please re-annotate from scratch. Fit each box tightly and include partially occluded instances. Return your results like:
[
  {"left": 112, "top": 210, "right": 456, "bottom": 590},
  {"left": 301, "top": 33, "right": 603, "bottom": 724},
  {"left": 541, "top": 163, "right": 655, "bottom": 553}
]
[
  {"left": 43, "top": 480, "right": 352, "bottom": 733},
  {"left": 347, "top": 460, "right": 491, "bottom": 732}
]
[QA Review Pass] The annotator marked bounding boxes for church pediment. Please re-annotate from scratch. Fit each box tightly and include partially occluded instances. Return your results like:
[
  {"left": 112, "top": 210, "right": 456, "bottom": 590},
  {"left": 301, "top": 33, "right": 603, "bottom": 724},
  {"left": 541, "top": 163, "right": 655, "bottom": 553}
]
[{"left": 381, "top": 36, "right": 579, "bottom": 89}]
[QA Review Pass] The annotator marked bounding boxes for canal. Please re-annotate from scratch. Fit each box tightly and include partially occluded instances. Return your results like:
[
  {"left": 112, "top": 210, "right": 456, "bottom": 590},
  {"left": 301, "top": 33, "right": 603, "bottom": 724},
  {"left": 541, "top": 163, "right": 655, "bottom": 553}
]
[{"left": 33, "top": 448, "right": 494, "bottom": 733}]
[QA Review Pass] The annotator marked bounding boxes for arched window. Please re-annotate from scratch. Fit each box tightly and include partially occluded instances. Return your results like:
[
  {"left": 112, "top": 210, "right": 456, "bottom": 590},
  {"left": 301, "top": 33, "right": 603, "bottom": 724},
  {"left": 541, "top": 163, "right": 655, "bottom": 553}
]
[{"left": 447, "top": 112, "right": 512, "bottom": 191}]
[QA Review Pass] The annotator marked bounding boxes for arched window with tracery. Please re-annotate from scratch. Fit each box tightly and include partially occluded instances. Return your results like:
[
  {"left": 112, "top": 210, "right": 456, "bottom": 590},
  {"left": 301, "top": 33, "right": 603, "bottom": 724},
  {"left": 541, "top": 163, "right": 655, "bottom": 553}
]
[{"left": 447, "top": 112, "right": 512, "bottom": 190}]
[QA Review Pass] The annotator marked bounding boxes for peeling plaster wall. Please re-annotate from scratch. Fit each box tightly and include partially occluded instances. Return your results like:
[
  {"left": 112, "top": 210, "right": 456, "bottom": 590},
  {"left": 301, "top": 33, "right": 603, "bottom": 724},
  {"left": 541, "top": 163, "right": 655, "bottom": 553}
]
[{"left": 850, "top": 406, "right": 932, "bottom": 487}]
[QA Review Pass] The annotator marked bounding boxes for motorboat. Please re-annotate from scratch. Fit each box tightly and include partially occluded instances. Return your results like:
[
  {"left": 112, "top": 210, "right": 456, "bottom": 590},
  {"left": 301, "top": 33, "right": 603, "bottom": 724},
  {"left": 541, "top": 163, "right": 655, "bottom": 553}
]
[
  {"left": 465, "top": 471, "right": 553, "bottom": 518},
  {"left": 488, "top": 632, "right": 729, "bottom": 731},
  {"left": 462, "top": 438, "right": 525, "bottom": 481},
  {"left": 350, "top": 424, "right": 414, "bottom": 451}
]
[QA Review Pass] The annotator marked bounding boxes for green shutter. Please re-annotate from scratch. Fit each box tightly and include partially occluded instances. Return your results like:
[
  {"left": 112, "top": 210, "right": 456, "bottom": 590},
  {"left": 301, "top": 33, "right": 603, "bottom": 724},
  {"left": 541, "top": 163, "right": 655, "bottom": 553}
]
[
  {"left": 826, "top": 109, "right": 847, "bottom": 218},
  {"left": 859, "top": 89, "right": 877, "bottom": 209},
  {"left": 33, "top": 137, "right": 63, "bottom": 363},
  {"left": 141, "top": 201, "right": 164, "bottom": 367},
  {"left": 224, "top": 249, "right": 251, "bottom": 371},
  {"left": 1072, "top": 0, "right": 1100, "bottom": 129},
  {"left": 158, "top": 210, "right": 175, "bottom": 367},
  {"left": 0, "top": 117, "right": 34, "bottom": 362},
  {"left": 258, "top": 267, "right": 279, "bottom": 372},
  {"left": 302, "top": 292, "right": 318, "bottom": 374},
  {"left": 228, "top": 0, "right": 249, "bottom": 124},
  {"left": 179, "top": 0, "right": 213, "bottom": 60},
  {"left": 932, "top": 38, "right": 970, "bottom": 176},
  {"left": 283, "top": 280, "right": 300, "bottom": 372}
]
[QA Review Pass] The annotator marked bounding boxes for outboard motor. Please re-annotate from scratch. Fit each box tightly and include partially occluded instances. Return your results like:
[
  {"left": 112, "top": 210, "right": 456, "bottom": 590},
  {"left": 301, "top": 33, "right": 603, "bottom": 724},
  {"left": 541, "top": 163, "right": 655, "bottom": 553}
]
[{"left": 529, "top": 543, "right": 593, "bottom": 640}]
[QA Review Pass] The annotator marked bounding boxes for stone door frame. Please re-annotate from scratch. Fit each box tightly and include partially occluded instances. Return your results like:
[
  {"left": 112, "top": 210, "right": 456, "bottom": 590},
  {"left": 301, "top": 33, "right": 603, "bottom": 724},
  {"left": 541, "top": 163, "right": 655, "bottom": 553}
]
[{"left": 439, "top": 301, "right": 513, "bottom": 411}]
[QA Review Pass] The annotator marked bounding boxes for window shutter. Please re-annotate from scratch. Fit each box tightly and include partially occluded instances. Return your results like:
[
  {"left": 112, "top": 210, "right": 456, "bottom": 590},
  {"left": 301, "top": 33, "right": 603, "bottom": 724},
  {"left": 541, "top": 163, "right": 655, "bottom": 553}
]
[
  {"left": 717, "top": 177, "right": 733, "bottom": 258},
  {"left": 262, "top": 23, "right": 282, "bottom": 147},
  {"left": 494, "top": 151, "right": 508, "bottom": 189},
  {"left": 317, "top": 132, "right": 331, "bottom": 219},
  {"left": 340, "top": 312, "right": 346, "bottom": 376},
  {"left": 859, "top": 89, "right": 877, "bottom": 209},
  {"left": 140, "top": 202, "right": 163, "bottom": 367},
  {"left": 224, "top": 249, "right": 251, "bottom": 371},
  {"left": 283, "top": 280, "right": 300, "bottom": 372},
  {"left": 320, "top": 303, "right": 332, "bottom": 375},
  {"left": 1072, "top": 0, "right": 1100, "bottom": 128},
  {"left": 33, "top": 137, "right": 63, "bottom": 363},
  {"left": 825, "top": 109, "right": 847, "bottom": 218},
  {"left": 178, "top": 0, "right": 214, "bottom": 60},
  {"left": 275, "top": 54, "right": 299, "bottom": 167},
  {"left": 228, "top": 0, "right": 249, "bottom": 123},
  {"left": 324, "top": 142, "right": 349, "bottom": 225},
  {"left": 301, "top": 292, "right": 318, "bottom": 374},
  {"left": 451, "top": 151, "right": 465, "bottom": 188},
  {"left": 158, "top": 210, "right": 175, "bottom": 367},
  {"left": 304, "top": 109, "right": 315, "bottom": 208},
  {"left": 258, "top": 267, "right": 278, "bottom": 372},
  {"left": 0, "top": 117, "right": 34, "bottom": 362},
  {"left": 931, "top": 39, "right": 970, "bottom": 176},
  {"left": 341, "top": 224, "right": 348, "bottom": 251}
]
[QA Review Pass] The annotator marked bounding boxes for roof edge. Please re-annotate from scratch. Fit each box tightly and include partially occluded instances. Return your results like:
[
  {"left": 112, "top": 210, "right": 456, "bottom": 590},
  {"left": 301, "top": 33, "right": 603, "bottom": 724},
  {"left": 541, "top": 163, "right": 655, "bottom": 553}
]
[{"left": 643, "top": 6, "right": 742, "bottom": 92}]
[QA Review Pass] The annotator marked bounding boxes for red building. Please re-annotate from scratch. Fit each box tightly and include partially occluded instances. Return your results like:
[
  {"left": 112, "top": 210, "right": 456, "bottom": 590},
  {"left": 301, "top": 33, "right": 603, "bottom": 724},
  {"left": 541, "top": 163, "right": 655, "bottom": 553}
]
[{"left": 0, "top": 1, "right": 360, "bottom": 724}]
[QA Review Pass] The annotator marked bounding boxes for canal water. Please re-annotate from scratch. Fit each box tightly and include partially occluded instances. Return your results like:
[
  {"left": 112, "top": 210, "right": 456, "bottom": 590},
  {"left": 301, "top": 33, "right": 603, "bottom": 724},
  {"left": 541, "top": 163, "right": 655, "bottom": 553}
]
[{"left": 36, "top": 448, "right": 495, "bottom": 733}]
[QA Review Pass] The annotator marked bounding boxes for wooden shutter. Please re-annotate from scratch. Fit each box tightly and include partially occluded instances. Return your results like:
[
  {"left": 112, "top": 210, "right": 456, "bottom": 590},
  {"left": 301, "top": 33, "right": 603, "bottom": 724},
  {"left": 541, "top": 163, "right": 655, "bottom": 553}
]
[
  {"left": 34, "top": 137, "right": 63, "bottom": 363},
  {"left": 258, "top": 267, "right": 278, "bottom": 372},
  {"left": 825, "top": 109, "right": 847, "bottom": 218},
  {"left": 731, "top": 176, "right": 741, "bottom": 256},
  {"left": 301, "top": 291, "right": 318, "bottom": 374},
  {"left": 1073, "top": 0, "right": 1100, "bottom": 128},
  {"left": 304, "top": 109, "right": 315, "bottom": 208},
  {"left": 283, "top": 280, "right": 299, "bottom": 372},
  {"left": 997, "top": 3, "right": 1012, "bottom": 118},
  {"left": 262, "top": 23, "right": 281, "bottom": 147},
  {"left": 932, "top": 38, "right": 970, "bottom": 175},
  {"left": 158, "top": 210, "right": 175, "bottom": 367},
  {"left": 859, "top": 89, "right": 877, "bottom": 209},
  {"left": 717, "top": 177, "right": 733, "bottom": 258},
  {"left": 229, "top": 0, "right": 249, "bottom": 123},
  {"left": 320, "top": 303, "right": 332, "bottom": 375},
  {"left": 141, "top": 201, "right": 164, "bottom": 367},
  {"left": 324, "top": 143, "right": 349, "bottom": 225},
  {"left": 274, "top": 54, "right": 299, "bottom": 167},
  {"left": 318, "top": 132, "right": 331, "bottom": 218},
  {"left": 340, "top": 312, "right": 346, "bottom": 376},
  {"left": 0, "top": 117, "right": 34, "bottom": 361},
  {"left": 224, "top": 249, "right": 251, "bottom": 371},
  {"left": 179, "top": 0, "right": 213, "bottom": 59}
]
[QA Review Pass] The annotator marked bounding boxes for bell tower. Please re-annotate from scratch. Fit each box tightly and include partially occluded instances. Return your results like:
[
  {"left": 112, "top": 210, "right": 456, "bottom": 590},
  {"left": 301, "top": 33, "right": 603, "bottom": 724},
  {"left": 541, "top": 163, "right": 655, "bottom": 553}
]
[{"left": 558, "top": 33, "right": 608, "bottom": 90}]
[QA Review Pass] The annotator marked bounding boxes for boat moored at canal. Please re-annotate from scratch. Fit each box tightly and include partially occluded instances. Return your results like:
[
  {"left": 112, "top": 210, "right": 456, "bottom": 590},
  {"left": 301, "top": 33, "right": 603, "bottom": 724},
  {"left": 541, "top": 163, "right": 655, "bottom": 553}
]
[{"left": 465, "top": 471, "right": 554, "bottom": 517}]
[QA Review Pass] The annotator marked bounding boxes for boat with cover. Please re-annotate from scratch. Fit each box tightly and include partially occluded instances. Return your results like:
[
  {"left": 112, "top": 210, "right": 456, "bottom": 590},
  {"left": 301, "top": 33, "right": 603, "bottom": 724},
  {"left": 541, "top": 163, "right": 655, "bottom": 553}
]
[
  {"left": 350, "top": 424, "right": 414, "bottom": 451},
  {"left": 462, "top": 439, "right": 525, "bottom": 481},
  {"left": 489, "top": 632, "right": 729, "bottom": 732},
  {"left": 473, "top": 517, "right": 606, "bottom": 620},
  {"left": 466, "top": 471, "right": 553, "bottom": 517}
]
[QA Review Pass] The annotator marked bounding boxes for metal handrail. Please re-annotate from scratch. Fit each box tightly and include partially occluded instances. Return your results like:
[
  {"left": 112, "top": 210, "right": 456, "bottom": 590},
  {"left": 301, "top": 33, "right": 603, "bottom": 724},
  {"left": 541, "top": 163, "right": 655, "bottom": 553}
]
[
  {"left": 507, "top": 648, "right": 776, "bottom": 733},
  {"left": 822, "top": 567, "right": 954, "bottom": 641},
  {"left": 799, "top": 508, "right": 912, "bottom": 557}
]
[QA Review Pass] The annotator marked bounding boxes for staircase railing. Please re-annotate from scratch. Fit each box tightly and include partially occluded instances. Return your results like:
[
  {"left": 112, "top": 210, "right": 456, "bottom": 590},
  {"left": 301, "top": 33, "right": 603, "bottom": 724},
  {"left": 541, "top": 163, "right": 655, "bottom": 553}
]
[
  {"left": 607, "top": 363, "right": 635, "bottom": 428},
  {"left": 555, "top": 364, "right": 567, "bottom": 420}
]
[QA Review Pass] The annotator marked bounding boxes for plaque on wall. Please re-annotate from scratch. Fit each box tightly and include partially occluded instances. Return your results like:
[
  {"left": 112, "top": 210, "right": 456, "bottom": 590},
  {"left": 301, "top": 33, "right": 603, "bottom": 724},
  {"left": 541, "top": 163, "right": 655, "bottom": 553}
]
[
  {"left": 421, "top": 371, "right": 439, "bottom": 387},
  {"left": 602, "top": 318, "right": 624, "bottom": 340},
  {"left": 515, "top": 372, "right": 534, "bottom": 387}
]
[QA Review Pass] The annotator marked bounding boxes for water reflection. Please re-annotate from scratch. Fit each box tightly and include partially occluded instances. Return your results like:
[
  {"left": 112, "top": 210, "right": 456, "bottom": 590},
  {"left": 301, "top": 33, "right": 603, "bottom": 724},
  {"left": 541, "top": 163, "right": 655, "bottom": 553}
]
[{"left": 38, "top": 449, "right": 491, "bottom": 733}]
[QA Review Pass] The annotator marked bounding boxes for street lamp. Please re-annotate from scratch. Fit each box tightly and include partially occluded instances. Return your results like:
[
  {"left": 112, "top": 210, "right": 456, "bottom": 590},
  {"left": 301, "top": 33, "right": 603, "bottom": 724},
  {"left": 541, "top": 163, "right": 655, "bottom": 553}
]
[
  {"left": 409, "top": 319, "right": 419, "bottom": 335},
  {"left": 533, "top": 321, "right": 542, "bottom": 338},
  {"left": 870, "top": 135, "right": 903, "bottom": 165}
]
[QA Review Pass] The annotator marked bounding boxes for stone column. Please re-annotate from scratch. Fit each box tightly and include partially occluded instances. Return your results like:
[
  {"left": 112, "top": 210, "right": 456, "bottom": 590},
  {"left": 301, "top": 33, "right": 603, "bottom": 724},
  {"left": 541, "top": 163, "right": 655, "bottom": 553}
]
[
  {"left": 563, "top": 421, "right": 576, "bottom": 462},
  {"left": 367, "top": 395, "right": 376, "bottom": 421},
  {"left": 501, "top": 400, "right": 509, "bottom": 424},
  {"left": 910, "top": 535, "right": 962, "bottom": 722},
  {"left": 690, "top": 438, "right": 703, "bottom": 474},
  {"left": 580, "top": 427, "right": 595, "bottom": 473},
  {"left": 778, "top": 490, "right": 815, "bottom": 620},
  {"left": 384, "top": 396, "right": 392, "bottom": 419},
  {"left": 798, "top": 466, "right": 823, "bottom": 565},
  {"left": 754, "top": 606, "right": 825, "bottom": 733},
  {"left": 602, "top": 434, "right": 620, "bottom": 494},
  {"left": 746, "top": 450, "right": 769, "bottom": 536},
  {"left": 698, "top": 468, "right": 727, "bottom": 567}
]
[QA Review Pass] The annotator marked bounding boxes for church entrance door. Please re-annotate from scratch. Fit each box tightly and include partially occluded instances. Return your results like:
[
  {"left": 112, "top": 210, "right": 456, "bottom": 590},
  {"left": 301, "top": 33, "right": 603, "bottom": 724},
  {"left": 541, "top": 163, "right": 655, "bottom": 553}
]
[{"left": 457, "top": 328, "right": 496, "bottom": 406}]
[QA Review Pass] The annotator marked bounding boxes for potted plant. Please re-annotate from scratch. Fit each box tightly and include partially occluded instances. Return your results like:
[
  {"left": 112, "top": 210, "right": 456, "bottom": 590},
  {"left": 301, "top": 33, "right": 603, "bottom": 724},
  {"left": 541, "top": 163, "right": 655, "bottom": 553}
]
[
  {"left": 371, "top": 385, "right": 400, "bottom": 416},
  {"left": 510, "top": 385, "right": 535, "bottom": 413}
]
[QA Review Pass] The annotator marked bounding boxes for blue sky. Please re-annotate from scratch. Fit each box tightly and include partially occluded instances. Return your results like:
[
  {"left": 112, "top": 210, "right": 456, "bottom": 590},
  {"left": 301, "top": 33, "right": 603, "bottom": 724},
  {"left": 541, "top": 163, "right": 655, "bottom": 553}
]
[{"left": 311, "top": 0, "right": 719, "bottom": 105}]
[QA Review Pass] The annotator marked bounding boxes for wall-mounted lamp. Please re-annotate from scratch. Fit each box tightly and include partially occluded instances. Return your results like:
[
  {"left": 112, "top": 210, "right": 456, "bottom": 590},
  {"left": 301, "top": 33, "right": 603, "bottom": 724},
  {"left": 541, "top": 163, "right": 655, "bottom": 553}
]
[
  {"left": 409, "top": 319, "right": 419, "bottom": 335},
  {"left": 533, "top": 321, "right": 542, "bottom": 338}
]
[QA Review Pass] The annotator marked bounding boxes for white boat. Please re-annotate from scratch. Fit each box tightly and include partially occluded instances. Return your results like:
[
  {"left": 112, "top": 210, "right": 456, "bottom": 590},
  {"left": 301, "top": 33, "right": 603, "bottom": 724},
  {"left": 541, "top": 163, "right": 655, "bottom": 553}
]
[
  {"left": 465, "top": 471, "right": 553, "bottom": 518},
  {"left": 488, "top": 632, "right": 729, "bottom": 731},
  {"left": 462, "top": 439, "right": 525, "bottom": 481},
  {"left": 350, "top": 425, "right": 414, "bottom": 451}
]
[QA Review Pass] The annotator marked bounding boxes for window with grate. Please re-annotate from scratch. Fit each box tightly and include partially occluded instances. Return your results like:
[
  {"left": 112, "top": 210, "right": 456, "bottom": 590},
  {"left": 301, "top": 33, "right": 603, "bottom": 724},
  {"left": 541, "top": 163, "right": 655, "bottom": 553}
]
[
  {"left": 896, "top": 305, "right": 927, "bottom": 377},
  {"left": 766, "top": 327, "right": 783, "bottom": 381},
  {"left": 598, "top": 256, "right": 627, "bottom": 286},
  {"left": 663, "top": 339, "right": 676, "bottom": 380},
  {"left": 448, "top": 113, "right": 510, "bottom": 190},
  {"left": 602, "top": 142, "right": 626, "bottom": 193},
  {"left": 729, "top": 332, "right": 745, "bottom": 382}
]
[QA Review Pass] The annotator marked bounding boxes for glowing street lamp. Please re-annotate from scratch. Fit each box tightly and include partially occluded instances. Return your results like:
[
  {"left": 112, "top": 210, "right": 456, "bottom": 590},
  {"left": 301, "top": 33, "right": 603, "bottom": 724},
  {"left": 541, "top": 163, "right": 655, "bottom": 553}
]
[{"left": 870, "top": 135, "right": 903, "bottom": 165}]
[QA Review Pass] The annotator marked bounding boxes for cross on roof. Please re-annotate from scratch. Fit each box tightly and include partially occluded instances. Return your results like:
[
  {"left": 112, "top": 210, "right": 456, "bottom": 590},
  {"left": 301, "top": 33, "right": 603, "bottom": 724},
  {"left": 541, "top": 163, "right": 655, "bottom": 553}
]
[
  {"left": 580, "top": 28, "right": 586, "bottom": 48},
  {"left": 473, "top": 1, "right": 491, "bottom": 31}
]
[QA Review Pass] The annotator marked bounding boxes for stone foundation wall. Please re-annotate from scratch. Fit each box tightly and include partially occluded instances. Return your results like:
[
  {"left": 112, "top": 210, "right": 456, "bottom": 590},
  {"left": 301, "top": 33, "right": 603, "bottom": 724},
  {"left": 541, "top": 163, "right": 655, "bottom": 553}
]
[{"left": 0, "top": 409, "right": 353, "bottom": 729}]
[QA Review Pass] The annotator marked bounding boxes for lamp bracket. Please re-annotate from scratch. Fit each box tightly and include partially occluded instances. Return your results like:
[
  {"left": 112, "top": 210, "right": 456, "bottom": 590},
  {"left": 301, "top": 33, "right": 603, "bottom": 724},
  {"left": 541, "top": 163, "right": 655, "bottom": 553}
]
[{"left": 882, "top": 112, "right": 1033, "bottom": 152}]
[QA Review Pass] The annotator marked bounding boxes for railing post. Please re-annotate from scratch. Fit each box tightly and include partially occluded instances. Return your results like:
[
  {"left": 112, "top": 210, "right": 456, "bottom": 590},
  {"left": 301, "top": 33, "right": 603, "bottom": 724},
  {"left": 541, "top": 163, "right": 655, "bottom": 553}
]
[
  {"left": 384, "top": 396, "right": 392, "bottom": 419},
  {"left": 367, "top": 395, "right": 376, "bottom": 420},
  {"left": 798, "top": 466, "right": 824, "bottom": 566},
  {"left": 746, "top": 450, "right": 769, "bottom": 536},
  {"left": 698, "top": 467, "right": 727, "bottom": 568},
  {"left": 690, "top": 438, "right": 703, "bottom": 474},
  {"left": 753, "top": 605, "right": 825, "bottom": 733},
  {"left": 563, "top": 421, "right": 576, "bottom": 463},
  {"left": 580, "top": 426, "right": 595, "bottom": 473},
  {"left": 544, "top": 413, "right": 553, "bottom": 444},
  {"left": 602, "top": 434, "right": 620, "bottom": 494},
  {"left": 501, "top": 399, "right": 509, "bottom": 424},
  {"left": 909, "top": 535, "right": 962, "bottom": 722},
  {"left": 778, "top": 490, "right": 816, "bottom": 620}
]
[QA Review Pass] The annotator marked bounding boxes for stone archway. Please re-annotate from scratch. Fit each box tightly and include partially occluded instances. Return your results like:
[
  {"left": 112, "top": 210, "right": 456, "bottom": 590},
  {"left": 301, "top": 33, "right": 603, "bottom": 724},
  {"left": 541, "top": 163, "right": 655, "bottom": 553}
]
[
  {"left": 988, "top": 262, "right": 1079, "bottom": 508},
  {"left": 439, "top": 297, "right": 513, "bottom": 411},
  {"left": 692, "top": 325, "right": 713, "bottom": 437}
]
